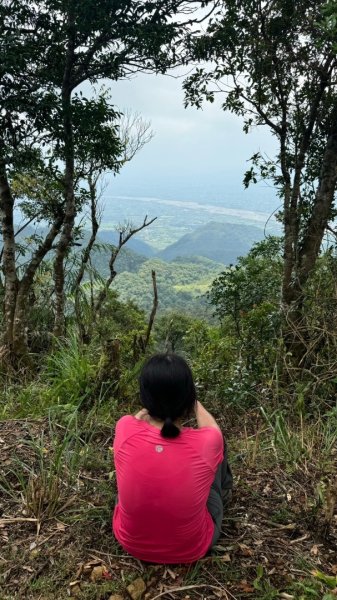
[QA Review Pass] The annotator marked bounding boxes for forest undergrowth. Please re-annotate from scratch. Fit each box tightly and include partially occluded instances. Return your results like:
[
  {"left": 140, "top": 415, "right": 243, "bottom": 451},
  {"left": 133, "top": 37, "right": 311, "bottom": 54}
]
[
  {"left": 1, "top": 345, "right": 337, "bottom": 600},
  {"left": 1, "top": 241, "right": 337, "bottom": 599}
]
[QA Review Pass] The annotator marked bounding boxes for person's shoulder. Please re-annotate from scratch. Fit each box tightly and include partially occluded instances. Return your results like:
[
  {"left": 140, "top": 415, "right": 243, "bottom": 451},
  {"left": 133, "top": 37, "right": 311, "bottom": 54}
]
[
  {"left": 114, "top": 415, "right": 140, "bottom": 451},
  {"left": 185, "top": 426, "right": 224, "bottom": 467},
  {"left": 116, "top": 415, "right": 135, "bottom": 424},
  {"left": 185, "top": 426, "right": 224, "bottom": 448},
  {"left": 185, "top": 425, "right": 222, "bottom": 438},
  {"left": 115, "top": 415, "right": 137, "bottom": 430},
  {"left": 115, "top": 415, "right": 140, "bottom": 437}
]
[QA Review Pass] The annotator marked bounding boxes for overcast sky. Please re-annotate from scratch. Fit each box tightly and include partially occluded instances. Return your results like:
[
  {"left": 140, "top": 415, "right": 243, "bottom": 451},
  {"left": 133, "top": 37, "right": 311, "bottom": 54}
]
[{"left": 96, "top": 68, "right": 279, "bottom": 213}]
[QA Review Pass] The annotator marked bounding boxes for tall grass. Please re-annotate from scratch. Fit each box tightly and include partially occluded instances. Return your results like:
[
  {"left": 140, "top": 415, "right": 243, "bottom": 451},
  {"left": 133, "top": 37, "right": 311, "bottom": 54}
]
[
  {"left": 0, "top": 417, "right": 83, "bottom": 530},
  {"left": 260, "top": 407, "right": 337, "bottom": 470},
  {"left": 46, "top": 332, "right": 97, "bottom": 407}
]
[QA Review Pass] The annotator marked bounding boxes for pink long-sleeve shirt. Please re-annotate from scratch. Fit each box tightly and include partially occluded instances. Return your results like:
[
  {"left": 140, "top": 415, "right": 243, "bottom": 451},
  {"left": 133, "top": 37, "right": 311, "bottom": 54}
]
[{"left": 112, "top": 415, "right": 224, "bottom": 563}]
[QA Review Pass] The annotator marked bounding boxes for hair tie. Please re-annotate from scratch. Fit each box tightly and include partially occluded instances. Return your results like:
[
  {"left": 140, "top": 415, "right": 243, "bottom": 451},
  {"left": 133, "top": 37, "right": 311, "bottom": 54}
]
[{"left": 164, "top": 416, "right": 172, "bottom": 425}]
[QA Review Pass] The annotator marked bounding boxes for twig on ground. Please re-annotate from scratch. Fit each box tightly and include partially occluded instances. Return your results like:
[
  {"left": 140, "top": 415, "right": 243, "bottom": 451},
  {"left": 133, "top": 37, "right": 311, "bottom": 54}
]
[
  {"left": 88, "top": 549, "right": 136, "bottom": 559},
  {"left": 289, "top": 533, "right": 309, "bottom": 544},
  {"left": 149, "top": 584, "right": 236, "bottom": 600},
  {"left": 0, "top": 517, "right": 38, "bottom": 525}
]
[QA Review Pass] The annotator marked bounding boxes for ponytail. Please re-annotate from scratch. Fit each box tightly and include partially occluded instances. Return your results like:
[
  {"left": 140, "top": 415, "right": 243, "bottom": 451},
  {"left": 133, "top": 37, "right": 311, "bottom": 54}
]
[{"left": 161, "top": 416, "right": 180, "bottom": 439}]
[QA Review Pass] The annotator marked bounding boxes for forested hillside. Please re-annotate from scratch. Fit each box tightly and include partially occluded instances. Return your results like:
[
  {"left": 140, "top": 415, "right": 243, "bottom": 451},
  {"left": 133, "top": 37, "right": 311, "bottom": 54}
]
[
  {"left": 85, "top": 224, "right": 260, "bottom": 314},
  {"left": 158, "top": 222, "right": 265, "bottom": 263},
  {"left": 111, "top": 256, "right": 224, "bottom": 314},
  {"left": 1, "top": 1, "right": 337, "bottom": 600}
]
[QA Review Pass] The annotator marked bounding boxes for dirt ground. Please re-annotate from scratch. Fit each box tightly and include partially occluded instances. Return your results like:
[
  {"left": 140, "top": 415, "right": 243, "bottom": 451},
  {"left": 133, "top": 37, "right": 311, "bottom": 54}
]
[{"left": 1, "top": 416, "right": 337, "bottom": 600}]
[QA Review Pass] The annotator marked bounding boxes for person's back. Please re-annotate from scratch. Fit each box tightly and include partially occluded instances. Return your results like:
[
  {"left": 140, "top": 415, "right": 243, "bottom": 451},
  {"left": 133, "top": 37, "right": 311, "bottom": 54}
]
[
  {"left": 113, "top": 415, "right": 223, "bottom": 563},
  {"left": 112, "top": 353, "right": 232, "bottom": 563}
]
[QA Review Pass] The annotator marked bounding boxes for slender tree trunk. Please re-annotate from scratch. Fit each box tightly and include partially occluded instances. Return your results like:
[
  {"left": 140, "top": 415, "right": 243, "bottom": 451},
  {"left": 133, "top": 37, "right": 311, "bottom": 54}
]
[
  {"left": 281, "top": 61, "right": 333, "bottom": 308},
  {"left": 298, "top": 126, "right": 337, "bottom": 288},
  {"left": 53, "top": 124, "right": 75, "bottom": 337},
  {"left": 0, "top": 158, "right": 18, "bottom": 348},
  {"left": 74, "top": 173, "right": 99, "bottom": 342},
  {"left": 53, "top": 11, "right": 75, "bottom": 337},
  {"left": 133, "top": 270, "right": 159, "bottom": 362},
  {"left": 282, "top": 111, "right": 337, "bottom": 365},
  {"left": 12, "top": 215, "right": 64, "bottom": 355}
]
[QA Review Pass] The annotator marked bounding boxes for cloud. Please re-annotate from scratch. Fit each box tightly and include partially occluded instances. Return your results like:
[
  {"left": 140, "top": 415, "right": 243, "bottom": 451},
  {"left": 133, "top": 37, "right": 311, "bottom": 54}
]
[{"left": 82, "top": 68, "right": 278, "bottom": 212}]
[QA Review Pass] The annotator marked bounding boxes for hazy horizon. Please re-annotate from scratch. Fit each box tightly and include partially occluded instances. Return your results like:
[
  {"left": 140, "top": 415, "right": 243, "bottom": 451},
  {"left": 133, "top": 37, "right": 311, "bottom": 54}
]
[{"left": 88, "top": 68, "right": 280, "bottom": 223}]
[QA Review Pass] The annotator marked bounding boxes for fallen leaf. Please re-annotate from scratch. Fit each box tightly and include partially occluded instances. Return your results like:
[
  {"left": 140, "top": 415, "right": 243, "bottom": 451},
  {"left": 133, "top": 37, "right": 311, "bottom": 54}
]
[
  {"left": 29, "top": 541, "right": 37, "bottom": 551},
  {"left": 166, "top": 568, "right": 177, "bottom": 580},
  {"left": 75, "top": 563, "right": 84, "bottom": 579},
  {"left": 237, "top": 581, "right": 254, "bottom": 593},
  {"left": 90, "top": 565, "right": 106, "bottom": 582},
  {"left": 127, "top": 577, "right": 147, "bottom": 600},
  {"left": 221, "top": 553, "right": 231, "bottom": 563},
  {"left": 83, "top": 559, "right": 102, "bottom": 575},
  {"left": 310, "top": 545, "right": 319, "bottom": 556},
  {"left": 213, "top": 544, "right": 232, "bottom": 552},
  {"left": 22, "top": 566, "right": 34, "bottom": 573},
  {"left": 109, "top": 596, "right": 124, "bottom": 600},
  {"left": 238, "top": 543, "right": 254, "bottom": 557}
]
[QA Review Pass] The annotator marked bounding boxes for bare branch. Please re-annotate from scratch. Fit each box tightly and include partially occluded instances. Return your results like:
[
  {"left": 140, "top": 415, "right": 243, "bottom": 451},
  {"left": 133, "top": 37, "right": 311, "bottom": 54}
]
[
  {"left": 118, "top": 110, "right": 155, "bottom": 164},
  {"left": 93, "top": 215, "right": 157, "bottom": 316}
]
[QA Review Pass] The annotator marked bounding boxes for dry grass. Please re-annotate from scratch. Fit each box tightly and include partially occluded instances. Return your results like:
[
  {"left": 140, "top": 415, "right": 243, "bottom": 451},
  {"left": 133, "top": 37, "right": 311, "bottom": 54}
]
[{"left": 0, "top": 410, "right": 336, "bottom": 600}]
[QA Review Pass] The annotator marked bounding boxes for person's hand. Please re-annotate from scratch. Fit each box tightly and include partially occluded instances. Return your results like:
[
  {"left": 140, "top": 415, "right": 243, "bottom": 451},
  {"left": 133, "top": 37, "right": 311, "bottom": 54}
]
[{"left": 135, "top": 408, "right": 149, "bottom": 421}]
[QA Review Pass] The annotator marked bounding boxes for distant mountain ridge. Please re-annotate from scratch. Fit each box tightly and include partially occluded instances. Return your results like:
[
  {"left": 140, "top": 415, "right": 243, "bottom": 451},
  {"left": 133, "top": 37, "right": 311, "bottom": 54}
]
[{"left": 158, "top": 221, "right": 265, "bottom": 264}]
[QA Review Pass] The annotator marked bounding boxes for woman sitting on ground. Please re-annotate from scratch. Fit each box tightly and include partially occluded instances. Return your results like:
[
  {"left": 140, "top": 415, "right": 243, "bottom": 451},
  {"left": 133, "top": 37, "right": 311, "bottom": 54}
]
[{"left": 112, "top": 353, "right": 232, "bottom": 563}]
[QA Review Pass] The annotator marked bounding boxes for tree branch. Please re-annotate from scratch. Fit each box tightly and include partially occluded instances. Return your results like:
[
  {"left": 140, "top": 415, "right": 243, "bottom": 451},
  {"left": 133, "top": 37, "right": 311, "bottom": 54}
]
[{"left": 93, "top": 215, "right": 157, "bottom": 316}]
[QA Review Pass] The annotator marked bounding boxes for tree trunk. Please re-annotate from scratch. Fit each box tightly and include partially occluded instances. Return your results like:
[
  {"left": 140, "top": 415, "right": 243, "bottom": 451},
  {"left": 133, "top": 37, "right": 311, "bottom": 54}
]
[
  {"left": 74, "top": 173, "right": 99, "bottom": 342},
  {"left": 53, "top": 12, "right": 75, "bottom": 338},
  {"left": 298, "top": 128, "right": 337, "bottom": 288},
  {"left": 281, "top": 62, "right": 333, "bottom": 309},
  {"left": 12, "top": 215, "right": 64, "bottom": 356},
  {"left": 0, "top": 159, "right": 18, "bottom": 348},
  {"left": 282, "top": 112, "right": 337, "bottom": 365}
]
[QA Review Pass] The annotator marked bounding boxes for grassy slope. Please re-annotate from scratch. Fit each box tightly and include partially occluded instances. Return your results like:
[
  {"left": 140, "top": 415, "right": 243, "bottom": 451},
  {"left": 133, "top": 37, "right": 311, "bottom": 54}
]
[{"left": 1, "top": 386, "right": 337, "bottom": 600}]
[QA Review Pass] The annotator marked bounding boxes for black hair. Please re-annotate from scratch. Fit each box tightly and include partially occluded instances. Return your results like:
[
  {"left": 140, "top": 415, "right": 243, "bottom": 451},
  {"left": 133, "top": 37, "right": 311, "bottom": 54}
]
[{"left": 139, "top": 353, "right": 196, "bottom": 439}]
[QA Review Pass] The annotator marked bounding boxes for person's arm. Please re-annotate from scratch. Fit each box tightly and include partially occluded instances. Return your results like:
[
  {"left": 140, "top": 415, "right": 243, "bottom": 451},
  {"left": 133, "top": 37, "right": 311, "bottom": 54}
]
[{"left": 195, "top": 400, "right": 221, "bottom": 431}]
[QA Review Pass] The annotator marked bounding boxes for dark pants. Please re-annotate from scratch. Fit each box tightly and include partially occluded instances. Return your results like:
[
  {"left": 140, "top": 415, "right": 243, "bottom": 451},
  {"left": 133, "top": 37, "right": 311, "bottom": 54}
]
[{"left": 207, "top": 444, "right": 233, "bottom": 547}]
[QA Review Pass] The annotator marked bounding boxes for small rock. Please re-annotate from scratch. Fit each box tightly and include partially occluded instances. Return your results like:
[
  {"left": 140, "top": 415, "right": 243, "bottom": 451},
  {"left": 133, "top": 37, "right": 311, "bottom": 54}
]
[{"left": 127, "top": 577, "right": 147, "bottom": 600}]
